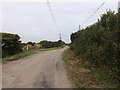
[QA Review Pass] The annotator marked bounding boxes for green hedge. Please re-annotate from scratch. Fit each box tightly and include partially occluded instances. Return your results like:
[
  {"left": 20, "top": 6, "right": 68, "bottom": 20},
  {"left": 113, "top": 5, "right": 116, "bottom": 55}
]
[
  {"left": 70, "top": 11, "right": 119, "bottom": 87},
  {"left": 39, "top": 40, "right": 65, "bottom": 48}
]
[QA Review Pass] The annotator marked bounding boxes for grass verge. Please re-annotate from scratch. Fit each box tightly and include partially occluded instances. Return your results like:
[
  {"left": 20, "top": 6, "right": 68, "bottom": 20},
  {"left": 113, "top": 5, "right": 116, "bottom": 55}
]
[
  {"left": 1, "top": 50, "right": 36, "bottom": 63},
  {"left": 1, "top": 46, "right": 64, "bottom": 63},
  {"left": 62, "top": 49, "right": 117, "bottom": 88}
]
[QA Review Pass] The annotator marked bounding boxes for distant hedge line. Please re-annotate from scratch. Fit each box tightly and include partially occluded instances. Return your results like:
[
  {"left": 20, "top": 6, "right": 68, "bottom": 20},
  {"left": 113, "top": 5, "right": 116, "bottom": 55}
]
[
  {"left": 39, "top": 40, "right": 65, "bottom": 48},
  {"left": 70, "top": 11, "right": 119, "bottom": 86}
]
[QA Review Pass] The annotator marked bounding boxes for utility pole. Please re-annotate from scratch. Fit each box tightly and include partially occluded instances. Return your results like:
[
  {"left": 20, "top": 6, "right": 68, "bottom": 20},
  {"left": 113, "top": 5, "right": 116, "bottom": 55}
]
[
  {"left": 59, "top": 33, "right": 62, "bottom": 41},
  {"left": 79, "top": 25, "right": 80, "bottom": 30}
]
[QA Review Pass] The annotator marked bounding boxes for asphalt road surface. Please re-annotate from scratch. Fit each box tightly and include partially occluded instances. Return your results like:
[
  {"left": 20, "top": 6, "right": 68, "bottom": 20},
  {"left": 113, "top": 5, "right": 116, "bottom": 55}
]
[{"left": 2, "top": 46, "right": 71, "bottom": 88}]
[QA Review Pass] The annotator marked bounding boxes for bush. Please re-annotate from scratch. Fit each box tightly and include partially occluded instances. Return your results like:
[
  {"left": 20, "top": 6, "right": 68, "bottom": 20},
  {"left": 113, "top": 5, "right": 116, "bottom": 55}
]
[
  {"left": 1, "top": 33, "right": 22, "bottom": 57},
  {"left": 70, "top": 11, "right": 119, "bottom": 87},
  {"left": 39, "top": 40, "right": 65, "bottom": 48}
]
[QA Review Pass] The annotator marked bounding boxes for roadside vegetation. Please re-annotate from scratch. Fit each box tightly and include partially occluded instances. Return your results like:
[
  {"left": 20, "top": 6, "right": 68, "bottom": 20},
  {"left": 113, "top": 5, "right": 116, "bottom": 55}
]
[
  {"left": 1, "top": 32, "right": 65, "bottom": 62},
  {"left": 1, "top": 50, "right": 36, "bottom": 63},
  {"left": 63, "top": 10, "right": 119, "bottom": 88},
  {"left": 1, "top": 46, "right": 64, "bottom": 63},
  {"left": 63, "top": 49, "right": 117, "bottom": 88}
]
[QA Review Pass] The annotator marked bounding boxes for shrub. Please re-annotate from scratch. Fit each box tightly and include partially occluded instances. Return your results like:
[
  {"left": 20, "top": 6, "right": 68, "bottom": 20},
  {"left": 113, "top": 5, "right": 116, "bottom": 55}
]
[
  {"left": 39, "top": 40, "right": 65, "bottom": 48},
  {"left": 70, "top": 11, "right": 119, "bottom": 87},
  {"left": 1, "top": 33, "right": 22, "bottom": 57}
]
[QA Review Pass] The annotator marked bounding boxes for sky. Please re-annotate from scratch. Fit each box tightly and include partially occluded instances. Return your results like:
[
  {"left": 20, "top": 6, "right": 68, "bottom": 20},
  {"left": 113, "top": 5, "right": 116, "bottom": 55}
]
[{"left": 0, "top": 0, "right": 119, "bottom": 43}]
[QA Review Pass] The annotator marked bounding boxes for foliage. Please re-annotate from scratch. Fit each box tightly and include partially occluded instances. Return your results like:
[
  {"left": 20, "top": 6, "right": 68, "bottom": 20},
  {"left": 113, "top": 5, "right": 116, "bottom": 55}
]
[
  {"left": 27, "top": 41, "right": 36, "bottom": 46},
  {"left": 1, "top": 33, "right": 22, "bottom": 58},
  {"left": 63, "top": 49, "right": 117, "bottom": 88},
  {"left": 70, "top": 11, "right": 119, "bottom": 87},
  {"left": 39, "top": 40, "right": 65, "bottom": 48}
]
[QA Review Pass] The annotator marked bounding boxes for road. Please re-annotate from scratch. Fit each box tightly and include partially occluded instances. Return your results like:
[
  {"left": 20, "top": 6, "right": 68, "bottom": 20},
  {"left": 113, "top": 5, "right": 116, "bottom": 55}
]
[{"left": 2, "top": 46, "right": 71, "bottom": 88}]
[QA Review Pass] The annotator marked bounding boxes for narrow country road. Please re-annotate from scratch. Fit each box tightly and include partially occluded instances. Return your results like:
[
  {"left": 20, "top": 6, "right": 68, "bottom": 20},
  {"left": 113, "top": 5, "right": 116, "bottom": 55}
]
[{"left": 2, "top": 46, "right": 71, "bottom": 88}]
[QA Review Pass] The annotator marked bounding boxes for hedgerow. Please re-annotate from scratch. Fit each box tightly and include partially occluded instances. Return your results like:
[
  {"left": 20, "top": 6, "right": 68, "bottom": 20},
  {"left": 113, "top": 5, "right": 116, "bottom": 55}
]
[{"left": 70, "top": 11, "right": 119, "bottom": 87}]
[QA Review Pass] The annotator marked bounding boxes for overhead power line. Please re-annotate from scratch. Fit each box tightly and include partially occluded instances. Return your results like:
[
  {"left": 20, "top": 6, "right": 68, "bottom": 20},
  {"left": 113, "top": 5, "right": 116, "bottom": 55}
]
[
  {"left": 81, "top": 0, "right": 108, "bottom": 26},
  {"left": 46, "top": 0, "right": 62, "bottom": 40},
  {"left": 46, "top": 0, "right": 59, "bottom": 32}
]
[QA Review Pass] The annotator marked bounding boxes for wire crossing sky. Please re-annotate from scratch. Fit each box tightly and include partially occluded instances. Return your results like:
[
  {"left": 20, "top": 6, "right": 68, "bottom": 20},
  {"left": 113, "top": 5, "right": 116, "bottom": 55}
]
[
  {"left": 1, "top": 1, "right": 118, "bottom": 43},
  {"left": 81, "top": 0, "right": 108, "bottom": 26},
  {"left": 46, "top": 0, "right": 59, "bottom": 32}
]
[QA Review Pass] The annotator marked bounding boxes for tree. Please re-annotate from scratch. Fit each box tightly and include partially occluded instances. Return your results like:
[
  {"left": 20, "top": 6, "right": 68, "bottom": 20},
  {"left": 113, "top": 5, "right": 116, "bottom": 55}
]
[
  {"left": 27, "top": 41, "right": 35, "bottom": 46},
  {"left": 39, "top": 40, "right": 65, "bottom": 48},
  {"left": 2, "top": 33, "right": 22, "bottom": 57}
]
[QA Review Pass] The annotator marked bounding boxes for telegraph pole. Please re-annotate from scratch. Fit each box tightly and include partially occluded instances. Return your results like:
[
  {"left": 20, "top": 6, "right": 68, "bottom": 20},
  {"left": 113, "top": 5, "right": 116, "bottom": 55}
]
[
  {"left": 59, "top": 33, "right": 62, "bottom": 40},
  {"left": 79, "top": 25, "right": 80, "bottom": 30}
]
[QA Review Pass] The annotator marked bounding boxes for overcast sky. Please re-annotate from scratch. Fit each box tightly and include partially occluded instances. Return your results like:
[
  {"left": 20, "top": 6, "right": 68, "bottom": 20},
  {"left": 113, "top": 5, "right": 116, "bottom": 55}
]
[{"left": 0, "top": 0, "right": 119, "bottom": 43}]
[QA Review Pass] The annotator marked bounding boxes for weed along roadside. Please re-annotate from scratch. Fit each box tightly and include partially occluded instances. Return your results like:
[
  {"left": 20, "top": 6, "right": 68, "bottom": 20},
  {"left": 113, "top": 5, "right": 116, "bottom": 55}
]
[
  {"left": 1, "top": 50, "right": 36, "bottom": 63},
  {"left": 62, "top": 49, "right": 99, "bottom": 88},
  {"left": 62, "top": 48, "right": 118, "bottom": 88}
]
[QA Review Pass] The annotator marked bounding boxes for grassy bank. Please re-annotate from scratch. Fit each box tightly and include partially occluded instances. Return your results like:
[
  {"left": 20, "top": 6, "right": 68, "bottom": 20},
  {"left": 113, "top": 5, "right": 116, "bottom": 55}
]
[
  {"left": 62, "top": 49, "right": 117, "bottom": 88},
  {"left": 1, "top": 46, "right": 64, "bottom": 63},
  {"left": 1, "top": 50, "right": 36, "bottom": 63}
]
